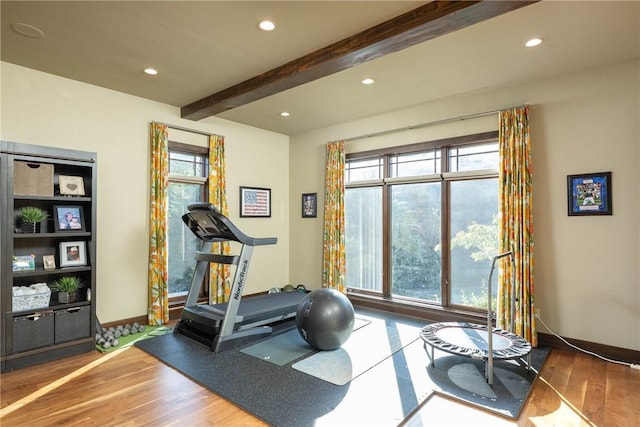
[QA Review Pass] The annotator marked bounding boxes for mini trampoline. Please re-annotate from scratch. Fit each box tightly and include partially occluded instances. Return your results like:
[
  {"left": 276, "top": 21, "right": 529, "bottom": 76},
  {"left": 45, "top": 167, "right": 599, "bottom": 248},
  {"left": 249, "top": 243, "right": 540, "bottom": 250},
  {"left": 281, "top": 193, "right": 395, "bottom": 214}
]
[{"left": 419, "top": 252, "right": 532, "bottom": 385}]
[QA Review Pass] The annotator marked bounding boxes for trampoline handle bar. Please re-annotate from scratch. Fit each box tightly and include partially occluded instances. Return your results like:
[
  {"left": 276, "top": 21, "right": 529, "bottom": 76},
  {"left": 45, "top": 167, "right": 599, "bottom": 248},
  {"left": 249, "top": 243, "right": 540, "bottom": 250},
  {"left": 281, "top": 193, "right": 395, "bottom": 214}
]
[
  {"left": 486, "top": 251, "right": 515, "bottom": 385},
  {"left": 493, "top": 251, "right": 513, "bottom": 260}
]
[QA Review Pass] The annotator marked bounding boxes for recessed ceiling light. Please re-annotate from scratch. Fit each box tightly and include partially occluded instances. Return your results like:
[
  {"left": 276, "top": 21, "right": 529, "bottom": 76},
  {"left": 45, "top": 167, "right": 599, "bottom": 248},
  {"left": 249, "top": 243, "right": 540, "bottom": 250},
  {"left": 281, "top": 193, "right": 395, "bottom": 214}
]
[
  {"left": 10, "top": 23, "right": 45, "bottom": 39},
  {"left": 361, "top": 78, "right": 375, "bottom": 85},
  {"left": 280, "top": 112, "right": 290, "bottom": 117},
  {"left": 143, "top": 68, "right": 158, "bottom": 75},
  {"left": 259, "top": 20, "right": 276, "bottom": 31},
  {"left": 525, "top": 38, "right": 543, "bottom": 48}
]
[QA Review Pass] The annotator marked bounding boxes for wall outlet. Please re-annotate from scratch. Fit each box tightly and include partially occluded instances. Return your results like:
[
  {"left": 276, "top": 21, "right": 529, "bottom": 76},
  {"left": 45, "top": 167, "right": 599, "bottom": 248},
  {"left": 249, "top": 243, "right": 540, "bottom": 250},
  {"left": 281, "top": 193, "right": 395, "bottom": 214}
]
[{"left": 535, "top": 308, "right": 541, "bottom": 319}]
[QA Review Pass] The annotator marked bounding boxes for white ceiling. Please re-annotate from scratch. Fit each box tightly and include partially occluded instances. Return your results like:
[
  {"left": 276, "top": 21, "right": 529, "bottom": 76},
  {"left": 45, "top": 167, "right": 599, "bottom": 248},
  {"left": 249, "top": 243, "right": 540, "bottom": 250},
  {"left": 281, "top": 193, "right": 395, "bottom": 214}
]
[{"left": 2, "top": 1, "right": 638, "bottom": 136}]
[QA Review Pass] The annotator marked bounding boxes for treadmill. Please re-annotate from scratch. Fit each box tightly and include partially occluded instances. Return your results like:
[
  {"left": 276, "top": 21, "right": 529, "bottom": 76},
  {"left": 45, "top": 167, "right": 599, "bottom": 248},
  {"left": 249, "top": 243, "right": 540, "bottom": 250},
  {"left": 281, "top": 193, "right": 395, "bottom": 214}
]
[{"left": 173, "top": 203, "right": 306, "bottom": 352}]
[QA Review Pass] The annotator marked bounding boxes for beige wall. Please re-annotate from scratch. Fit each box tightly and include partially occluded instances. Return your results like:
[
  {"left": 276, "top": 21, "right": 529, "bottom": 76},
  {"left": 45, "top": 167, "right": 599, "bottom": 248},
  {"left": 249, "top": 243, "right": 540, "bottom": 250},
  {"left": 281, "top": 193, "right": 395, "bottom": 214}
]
[
  {"left": 1, "top": 62, "right": 290, "bottom": 323},
  {"left": 289, "top": 59, "right": 640, "bottom": 351}
]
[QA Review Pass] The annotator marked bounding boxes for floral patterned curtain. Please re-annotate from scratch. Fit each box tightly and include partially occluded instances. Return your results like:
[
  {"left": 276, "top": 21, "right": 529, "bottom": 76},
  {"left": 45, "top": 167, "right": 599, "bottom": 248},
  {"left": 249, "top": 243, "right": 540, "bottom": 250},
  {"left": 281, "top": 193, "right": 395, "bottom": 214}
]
[
  {"left": 322, "top": 141, "right": 346, "bottom": 291},
  {"left": 148, "top": 123, "right": 169, "bottom": 325},
  {"left": 497, "top": 106, "right": 536, "bottom": 346},
  {"left": 208, "top": 134, "right": 231, "bottom": 304}
]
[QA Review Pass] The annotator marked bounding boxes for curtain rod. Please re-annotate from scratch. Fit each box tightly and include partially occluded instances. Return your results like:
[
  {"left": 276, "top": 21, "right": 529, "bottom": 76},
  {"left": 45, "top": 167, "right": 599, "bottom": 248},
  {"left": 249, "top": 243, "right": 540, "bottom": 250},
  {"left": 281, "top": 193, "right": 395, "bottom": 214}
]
[
  {"left": 151, "top": 121, "right": 220, "bottom": 138},
  {"left": 340, "top": 105, "right": 526, "bottom": 143}
]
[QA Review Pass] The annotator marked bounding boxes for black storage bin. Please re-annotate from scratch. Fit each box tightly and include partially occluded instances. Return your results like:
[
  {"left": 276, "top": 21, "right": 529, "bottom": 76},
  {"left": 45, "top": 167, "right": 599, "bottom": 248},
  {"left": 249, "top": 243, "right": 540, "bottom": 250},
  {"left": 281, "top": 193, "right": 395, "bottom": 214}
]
[
  {"left": 12, "top": 311, "right": 55, "bottom": 353},
  {"left": 55, "top": 306, "right": 90, "bottom": 343}
]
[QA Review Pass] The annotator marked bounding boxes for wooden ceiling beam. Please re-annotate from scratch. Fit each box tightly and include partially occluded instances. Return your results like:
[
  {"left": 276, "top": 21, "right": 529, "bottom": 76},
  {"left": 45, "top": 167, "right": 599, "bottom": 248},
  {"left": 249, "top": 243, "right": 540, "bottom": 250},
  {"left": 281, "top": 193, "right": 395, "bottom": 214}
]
[{"left": 181, "top": 0, "right": 537, "bottom": 121}]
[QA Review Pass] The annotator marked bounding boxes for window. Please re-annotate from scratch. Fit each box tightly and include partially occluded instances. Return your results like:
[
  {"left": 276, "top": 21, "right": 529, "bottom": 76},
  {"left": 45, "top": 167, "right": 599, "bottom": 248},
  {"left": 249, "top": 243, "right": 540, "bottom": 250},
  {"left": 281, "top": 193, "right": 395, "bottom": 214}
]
[
  {"left": 345, "top": 132, "right": 499, "bottom": 312},
  {"left": 345, "top": 186, "right": 383, "bottom": 292},
  {"left": 167, "top": 143, "right": 208, "bottom": 296}
]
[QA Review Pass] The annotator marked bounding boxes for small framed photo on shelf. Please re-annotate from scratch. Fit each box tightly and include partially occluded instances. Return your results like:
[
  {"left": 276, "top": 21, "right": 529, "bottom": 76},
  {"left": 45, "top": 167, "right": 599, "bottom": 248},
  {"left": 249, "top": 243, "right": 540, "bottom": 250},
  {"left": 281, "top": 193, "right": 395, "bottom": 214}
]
[
  {"left": 567, "top": 171, "right": 612, "bottom": 216},
  {"left": 240, "top": 186, "right": 271, "bottom": 218},
  {"left": 59, "top": 241, "right": 87, "bottom": 267},
  {"left": 53, "top": 205, "right": 85, "bottom": 231},
  {"left": 43, "top": 255, "right": 56, "bottom": 270},
  {"left": 302, "top": 193, "right": 317, "bottom": 218},
  {"left": 58, "top": 175, "right": 85, "bottom": 196},
  {"left": 12, "top": 254, "right": 35, "bottom": 272}
]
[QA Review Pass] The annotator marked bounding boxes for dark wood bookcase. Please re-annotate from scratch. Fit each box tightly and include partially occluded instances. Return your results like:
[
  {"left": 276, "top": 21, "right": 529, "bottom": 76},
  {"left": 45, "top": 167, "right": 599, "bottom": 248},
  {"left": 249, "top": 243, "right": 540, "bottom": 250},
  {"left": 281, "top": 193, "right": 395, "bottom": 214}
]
[{"left": 1, "top": 141, "right": 97, "bottom": 372}]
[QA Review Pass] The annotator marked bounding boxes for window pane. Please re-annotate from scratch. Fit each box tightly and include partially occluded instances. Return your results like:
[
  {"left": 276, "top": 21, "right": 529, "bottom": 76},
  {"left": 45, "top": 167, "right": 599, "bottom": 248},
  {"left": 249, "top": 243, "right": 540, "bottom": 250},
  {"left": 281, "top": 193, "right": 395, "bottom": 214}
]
[
  {"left": 168, "top": 182, "right": 203, "bottom": 294},
  {"left": 169, "top": 151, "right": 206, "bottom": 176},
  {"left": 449, "top": 178, "right": 498, "bottom": 308},
  {"left": 449, "top": 143, "right": 498, "bottom": 172},
  {"left": 390, "top": 183, "right": 442, "bottom": 301},
  {"left": 390, "top": 149, "right": 441, "bottom": 177},
  {"left": 346, "top": 158, "right": 383, "bottom": 182},
  {"left": 345, "top": 187, "right": 382, "bottom": 291}
]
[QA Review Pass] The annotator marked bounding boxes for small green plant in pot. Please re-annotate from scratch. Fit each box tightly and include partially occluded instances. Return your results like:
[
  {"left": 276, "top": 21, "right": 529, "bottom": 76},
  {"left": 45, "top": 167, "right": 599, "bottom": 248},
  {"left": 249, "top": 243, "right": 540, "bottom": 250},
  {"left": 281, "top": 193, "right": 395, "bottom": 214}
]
[
  {"left": 51, "top": 276, "right": 82, "bottom": 303},
  {"left": 19, "top": 206, "right": 48, "bottom": 233}
]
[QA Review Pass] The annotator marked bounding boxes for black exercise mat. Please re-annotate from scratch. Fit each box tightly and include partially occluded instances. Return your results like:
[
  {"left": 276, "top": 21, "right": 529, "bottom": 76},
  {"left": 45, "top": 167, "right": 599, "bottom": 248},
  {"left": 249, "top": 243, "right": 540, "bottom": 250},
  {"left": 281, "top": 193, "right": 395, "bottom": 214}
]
[
  {"left": 135, "top": 310, "right": 546, "bottom": 425},
  {"left": 292, "top": 319, "right": 419, "bottom": 385},
  {"left": 135, "top": 332, "right": 349, "bottom": 426},
  {"left": 426, "top": 346, "right": 549, "bottom": 418},
  {"left": 135, "top": 309, "right": 433, "bottom": 426},
  {"left": 240, "top": 316, "right": 371, "bottom": 366}
]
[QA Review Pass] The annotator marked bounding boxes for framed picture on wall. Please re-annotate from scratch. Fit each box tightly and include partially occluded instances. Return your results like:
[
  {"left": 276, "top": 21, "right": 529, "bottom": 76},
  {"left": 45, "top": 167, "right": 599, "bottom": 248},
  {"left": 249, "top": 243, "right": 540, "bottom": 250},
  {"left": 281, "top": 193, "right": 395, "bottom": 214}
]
[
  {"left": 567, "top": 172, "right": 612, "bottom": 216},
  {"left": 302, "top": 193, "right": 317, "bottom": 218},
  {"left": 240, "top": 186, "right": 271, "bottom": 218}
]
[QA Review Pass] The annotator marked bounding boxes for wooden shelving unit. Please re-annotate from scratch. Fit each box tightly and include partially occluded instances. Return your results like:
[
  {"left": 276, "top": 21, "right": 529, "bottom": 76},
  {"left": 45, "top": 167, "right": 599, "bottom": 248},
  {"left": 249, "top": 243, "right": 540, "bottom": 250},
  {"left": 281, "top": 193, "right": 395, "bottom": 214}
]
[{"left": 1, "top": 141, "right": 97, "bottom": 372}]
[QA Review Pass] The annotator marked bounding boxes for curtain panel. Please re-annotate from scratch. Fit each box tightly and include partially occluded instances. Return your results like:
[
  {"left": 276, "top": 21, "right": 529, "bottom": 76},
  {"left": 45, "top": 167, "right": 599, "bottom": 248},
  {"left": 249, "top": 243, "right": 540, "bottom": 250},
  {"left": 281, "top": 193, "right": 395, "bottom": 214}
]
[
  {"left": 148, "top": 123, "right": 170, "bottom": 325},
  {"left": 322, "top": 141, "right": 346, "bottom": 292},
  {"left": 208, "top": 134, "right": 231, "bottom": 304},
  {"left": 497, "top": 106, "right": 537, "bottom": 346}
]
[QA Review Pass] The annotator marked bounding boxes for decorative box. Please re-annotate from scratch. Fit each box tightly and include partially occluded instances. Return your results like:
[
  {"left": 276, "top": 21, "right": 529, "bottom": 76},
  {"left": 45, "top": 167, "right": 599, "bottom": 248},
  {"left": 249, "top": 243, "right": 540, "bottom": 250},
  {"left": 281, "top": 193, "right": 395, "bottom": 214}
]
[
  {"left": 12, "top": 311, "right": 55, "bottom": 353},
  {"left": 55, "top": 306, "right": 91, "bottom": 343},
  {"left": 12, "top": 283, "right": 51, "bottom": 312},
  {"left": 14, "top": 161, "right": 54, "bottom": 196}
]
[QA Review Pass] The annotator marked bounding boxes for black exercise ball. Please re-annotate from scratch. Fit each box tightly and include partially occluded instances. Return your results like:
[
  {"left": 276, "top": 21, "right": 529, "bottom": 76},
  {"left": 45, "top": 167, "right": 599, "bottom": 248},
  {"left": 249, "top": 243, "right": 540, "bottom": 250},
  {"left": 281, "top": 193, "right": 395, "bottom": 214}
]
[{"left": 295, "top": 288, "right": 355, "bottom": 351}]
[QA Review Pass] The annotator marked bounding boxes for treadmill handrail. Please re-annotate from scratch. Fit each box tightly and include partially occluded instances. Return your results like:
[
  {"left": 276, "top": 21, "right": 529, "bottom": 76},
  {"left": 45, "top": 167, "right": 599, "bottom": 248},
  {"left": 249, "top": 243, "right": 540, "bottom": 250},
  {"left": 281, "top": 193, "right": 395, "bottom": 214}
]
[{"left": 183, "top": 202, "right": 277, "bottom": 246}]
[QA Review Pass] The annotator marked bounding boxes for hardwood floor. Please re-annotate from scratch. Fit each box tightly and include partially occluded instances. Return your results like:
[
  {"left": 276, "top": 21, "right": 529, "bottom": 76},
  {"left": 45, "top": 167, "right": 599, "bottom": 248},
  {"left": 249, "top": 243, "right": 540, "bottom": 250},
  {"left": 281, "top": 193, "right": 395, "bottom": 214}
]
[{"left": 1, "top": 346, "right": 638, "bottom": 426}]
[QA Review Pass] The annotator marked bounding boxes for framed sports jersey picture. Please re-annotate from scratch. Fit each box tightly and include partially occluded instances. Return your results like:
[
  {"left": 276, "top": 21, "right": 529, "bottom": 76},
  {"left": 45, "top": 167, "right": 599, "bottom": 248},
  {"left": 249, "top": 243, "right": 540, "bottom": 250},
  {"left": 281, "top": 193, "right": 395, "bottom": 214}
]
[{"left": 567, "top": 172, "right": 612, "bottom": 216}]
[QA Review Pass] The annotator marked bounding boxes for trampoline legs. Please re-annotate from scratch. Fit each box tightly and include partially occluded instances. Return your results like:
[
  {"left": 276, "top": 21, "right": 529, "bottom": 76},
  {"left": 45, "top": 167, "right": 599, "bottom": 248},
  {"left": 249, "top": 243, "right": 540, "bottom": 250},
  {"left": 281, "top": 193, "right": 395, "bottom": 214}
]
[{"left": 423, "top": 342, "right": 435, "bottom": 367}]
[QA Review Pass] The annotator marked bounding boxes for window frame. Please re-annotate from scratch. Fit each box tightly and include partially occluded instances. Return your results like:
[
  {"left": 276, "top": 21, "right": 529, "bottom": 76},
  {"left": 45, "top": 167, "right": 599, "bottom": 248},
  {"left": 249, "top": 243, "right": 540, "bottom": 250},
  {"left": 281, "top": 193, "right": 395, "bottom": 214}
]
[
  {"left": 167, "top": 141, "right": 209, "bottom": 313},
  {"left": 345, "top": 131, "right": 499, "bottom": 318}
]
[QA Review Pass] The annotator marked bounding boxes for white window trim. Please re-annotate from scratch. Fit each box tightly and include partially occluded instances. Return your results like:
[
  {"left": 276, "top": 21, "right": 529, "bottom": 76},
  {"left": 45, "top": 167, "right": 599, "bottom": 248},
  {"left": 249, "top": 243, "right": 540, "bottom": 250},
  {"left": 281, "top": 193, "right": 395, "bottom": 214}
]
[
  {"left": 346, "top": 178, "right": 384, "bottom": 188},
  {"left": 168, "top": 174, "right": 207, "bottom": 184},
  {"left": 442, "top": 168, "right": 498, "bottom": 180},
  {"left": 383, "top": 173, "right": 442, "bottom": 184}
]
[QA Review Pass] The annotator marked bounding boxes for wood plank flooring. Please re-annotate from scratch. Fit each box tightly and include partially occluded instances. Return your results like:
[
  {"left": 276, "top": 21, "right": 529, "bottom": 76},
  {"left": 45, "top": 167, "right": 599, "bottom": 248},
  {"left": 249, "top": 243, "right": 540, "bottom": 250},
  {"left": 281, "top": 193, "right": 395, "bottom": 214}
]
[{"left": 1, "top": 346, "right": 638, "bottom": 426}]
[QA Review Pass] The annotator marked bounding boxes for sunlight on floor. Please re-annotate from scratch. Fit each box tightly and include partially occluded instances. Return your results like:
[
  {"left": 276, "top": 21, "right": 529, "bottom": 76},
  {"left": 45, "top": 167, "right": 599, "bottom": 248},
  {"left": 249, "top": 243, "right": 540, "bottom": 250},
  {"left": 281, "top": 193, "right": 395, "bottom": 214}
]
[
  {"left": 528, "top": 376, "right": 596, "bottom": 427},
  {"left": 529, "top": 401, "right": 596, "bottom": 427},
  {"left": 403, "top": 394, "right": 517, "bottom": 427},
  {"left": 0, "top": 347, "right": 130, "bottom": 419}
]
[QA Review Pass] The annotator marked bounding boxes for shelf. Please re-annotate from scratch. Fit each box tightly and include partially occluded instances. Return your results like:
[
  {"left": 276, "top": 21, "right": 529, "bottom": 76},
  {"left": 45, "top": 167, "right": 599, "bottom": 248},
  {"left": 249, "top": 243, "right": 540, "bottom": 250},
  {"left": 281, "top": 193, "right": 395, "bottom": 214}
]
[
  {"left": 13, "top": 195, "right": 92, "bottom": 202},
  {"left": 11, "top": 300, "right": 91, "bottom": 317},
  {"left": 13, "top": 232, "right": 91, "bottom": 239},
  {"left": 12, "top": 266, "right": 92, "bottom": 278}
]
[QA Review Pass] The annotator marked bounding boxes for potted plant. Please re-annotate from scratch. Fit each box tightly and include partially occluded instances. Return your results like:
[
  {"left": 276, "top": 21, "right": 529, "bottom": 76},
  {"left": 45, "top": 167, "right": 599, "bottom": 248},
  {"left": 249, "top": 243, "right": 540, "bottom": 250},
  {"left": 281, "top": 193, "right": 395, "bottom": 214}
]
[
  {"left": 51, "top": 276, "right": 82, "bottom": 303},
  {"left": 19, "top": 206, "right": 48, "bottom": 233}
]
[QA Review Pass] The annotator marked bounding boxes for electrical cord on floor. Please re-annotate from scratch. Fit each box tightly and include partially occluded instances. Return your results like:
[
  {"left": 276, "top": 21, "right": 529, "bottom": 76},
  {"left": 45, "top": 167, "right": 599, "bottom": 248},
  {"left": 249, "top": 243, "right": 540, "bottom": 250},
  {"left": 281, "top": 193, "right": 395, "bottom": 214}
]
[{"left": 535, "top": 314, "right": 640, "bottom": 370}]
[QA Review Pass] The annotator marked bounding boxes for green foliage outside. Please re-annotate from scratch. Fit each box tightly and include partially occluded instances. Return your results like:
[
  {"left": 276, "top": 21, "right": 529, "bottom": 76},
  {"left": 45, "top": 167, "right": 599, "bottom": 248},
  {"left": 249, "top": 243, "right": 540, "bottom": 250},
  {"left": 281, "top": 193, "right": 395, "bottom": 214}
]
[
  {"left": 390, "top": 183, "right": 441, "bottom": 301},
  {"left": 450, "top": 215, "right": 499, "bottom": 309}
]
